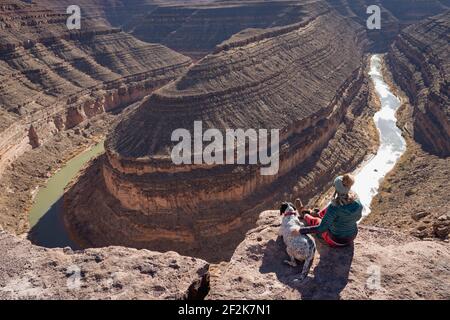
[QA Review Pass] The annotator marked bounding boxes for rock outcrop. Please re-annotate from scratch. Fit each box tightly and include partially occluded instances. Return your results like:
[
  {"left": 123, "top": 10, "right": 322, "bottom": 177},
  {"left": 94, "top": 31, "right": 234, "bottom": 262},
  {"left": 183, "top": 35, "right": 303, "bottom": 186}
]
[
  {"left": 0, "top": 229, "right": 209, "bottom": 300},
  {"left": 63, "top": 10, "right": 380, "bottom": 262},
  {"left": 386, "top": 10, "right": 449, "bottom": 156},
  {"left": 208, "top": 211, "right": 450, "bottom": 300},
  {"left": 0, "top": 0, "right": 191, "bottom": 175}
]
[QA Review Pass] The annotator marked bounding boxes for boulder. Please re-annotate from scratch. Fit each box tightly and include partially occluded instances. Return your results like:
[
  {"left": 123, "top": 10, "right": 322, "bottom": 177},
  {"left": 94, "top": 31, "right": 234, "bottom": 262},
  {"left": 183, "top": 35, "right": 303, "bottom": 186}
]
[
  {"left": 411, "top": 211, "right": 431, "bottom": 221},
  {"left": 433, "top": 215, "right": 450, "bottom": 239}
]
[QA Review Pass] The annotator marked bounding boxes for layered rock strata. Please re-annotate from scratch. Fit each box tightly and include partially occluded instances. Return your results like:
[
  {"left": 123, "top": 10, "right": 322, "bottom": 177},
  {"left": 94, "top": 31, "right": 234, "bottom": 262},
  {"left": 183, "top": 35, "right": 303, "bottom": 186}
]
[
  {"left": 126, "top": 1, "right": 327, "bottom": 58},
  {"left": 0, "top": 0, "right": 192, "bottom": 175},
  {"left": 0, "top": 229, "right": 209, "bottom": 300},
  {"left": 39, "top": 0, "right": 208, "bottom": 30},
  {"left": 208, "top": 211, "right": 450, "bottom": 300},
  {"left": 126, "top": 0, "right": 448, "bottom": 56},
  {"left": 63, "top": 11, "right": 378, "bottom": 262},
  {"left": 386, "top": 10, "right": 450, "bottom": 156},
  {"left": 325, "top": 0, "right": 449, "bottom": 51},
  {"left": 43, "top": 0, "right": 449, "bottom": 57}
]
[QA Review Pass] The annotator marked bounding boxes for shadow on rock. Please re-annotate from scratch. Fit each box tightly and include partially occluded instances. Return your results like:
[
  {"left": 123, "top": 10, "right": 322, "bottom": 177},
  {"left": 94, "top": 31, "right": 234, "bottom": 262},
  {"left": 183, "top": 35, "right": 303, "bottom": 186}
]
[
  {"left": 28, "top": 197, "right": 80, "bottom": 250},
  {"left": 260, "top": 236, "right": 354, "bottom": 300}
]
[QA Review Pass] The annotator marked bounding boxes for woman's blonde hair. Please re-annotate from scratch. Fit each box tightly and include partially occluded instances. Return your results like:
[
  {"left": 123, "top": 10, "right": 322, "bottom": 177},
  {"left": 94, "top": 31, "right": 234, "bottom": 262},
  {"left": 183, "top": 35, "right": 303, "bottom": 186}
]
[{"left": 342, "top": 174, "right": 355, "bottom": 189}]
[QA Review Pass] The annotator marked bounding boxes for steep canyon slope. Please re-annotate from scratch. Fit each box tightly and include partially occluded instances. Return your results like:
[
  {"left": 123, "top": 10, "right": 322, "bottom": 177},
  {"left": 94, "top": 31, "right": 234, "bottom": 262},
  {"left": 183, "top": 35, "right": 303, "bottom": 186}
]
[
  {"left": 0, "top": 0, "right": 192, "bottom": 232},
  {"left": 387, "top": 11, "right": 449, "bottom": 156},
  {"left": 63, "top": 9, "right": 379, "bottom": 262},
  {"left": 40, "top": 0, "right": 326, "bottom": 59},
  {"left": 42, "top": 0, "right": 450, "bottom": 57},
  {"left": 325, "top": 0, "right": 450, "bottom": 51}
]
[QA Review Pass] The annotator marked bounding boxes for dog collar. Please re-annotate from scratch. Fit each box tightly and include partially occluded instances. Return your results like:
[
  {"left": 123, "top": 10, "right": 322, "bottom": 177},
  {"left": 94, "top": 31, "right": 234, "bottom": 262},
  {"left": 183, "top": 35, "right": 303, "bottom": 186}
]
[{"left": 283, "top": 211, "right": 297, "bottom": 216}]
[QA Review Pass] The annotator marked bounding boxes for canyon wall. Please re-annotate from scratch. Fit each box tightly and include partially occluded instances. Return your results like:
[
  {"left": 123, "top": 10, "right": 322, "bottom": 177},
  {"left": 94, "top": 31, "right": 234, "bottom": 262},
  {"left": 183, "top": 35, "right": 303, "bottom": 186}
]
[
  {"left": 41, "top": 0, "right": 449, "bottom": 57},
  {"left": 325, "top": 0, "right": 449, "bottom": 51},
  {"left": 38, "top": 0, "right": 201, "bottom": 29},
  {"left": 117, "top": 0, "right": 449, "bottom": 56},
  {"left": 126, "top": 1, "right": 325, "bottom": 58},
  {"left": 365, "top": 11, "right": 449, "bottom": 241},
  {"left": 63, "top": 9, "right": 379, "bottom": 262},
  {"left": 0, "top": 0, "right": 192, "bottom": 175},
  {"left": 54, "top": 0, "right": 323, "bottom": 59},
  {"left": 386, "top": 10, "right": 449, "bottom": 156}
]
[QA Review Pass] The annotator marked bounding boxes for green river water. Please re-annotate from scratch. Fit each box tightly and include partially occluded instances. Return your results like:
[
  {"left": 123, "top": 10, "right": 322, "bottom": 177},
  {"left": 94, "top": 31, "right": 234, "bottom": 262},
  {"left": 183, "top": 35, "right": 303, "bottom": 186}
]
[{"left": 28, "top": 141, "right": 105, "bottom": 248}]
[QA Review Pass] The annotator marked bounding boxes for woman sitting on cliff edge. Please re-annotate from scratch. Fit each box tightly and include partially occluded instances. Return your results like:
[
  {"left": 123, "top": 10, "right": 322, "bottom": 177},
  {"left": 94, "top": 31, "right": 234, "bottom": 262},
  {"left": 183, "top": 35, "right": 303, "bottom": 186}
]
[{"left": 296, "top": 174, "right": 363, "bottom": 247}]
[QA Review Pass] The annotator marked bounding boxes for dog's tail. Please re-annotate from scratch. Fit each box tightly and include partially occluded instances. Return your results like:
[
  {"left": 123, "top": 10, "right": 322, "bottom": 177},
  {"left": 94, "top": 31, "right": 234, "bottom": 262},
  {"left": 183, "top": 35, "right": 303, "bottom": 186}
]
[{"left": 300, "top": 236, "right": 316, "bottom": 280}]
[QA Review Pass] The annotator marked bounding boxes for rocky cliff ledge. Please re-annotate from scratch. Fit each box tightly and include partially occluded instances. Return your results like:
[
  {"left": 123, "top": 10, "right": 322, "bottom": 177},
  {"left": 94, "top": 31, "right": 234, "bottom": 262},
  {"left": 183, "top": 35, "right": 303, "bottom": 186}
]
[
  {"left": 0, "top": 229, "right": 209, "bottom": 300},
  {"left": 2, "top": 210, "right": 449, "bottom": 300},
  {"left": 63, "top": 10, "right": 379, "bottom": 262},
  {"left": 386, "top": 10, "right": 449, "bottom": 156},
  {"left": 208, "top": 211, "right": 450, "bottom": 300},
  {"left": 0, "top": 0, "right": 191, "bottom": 175}
]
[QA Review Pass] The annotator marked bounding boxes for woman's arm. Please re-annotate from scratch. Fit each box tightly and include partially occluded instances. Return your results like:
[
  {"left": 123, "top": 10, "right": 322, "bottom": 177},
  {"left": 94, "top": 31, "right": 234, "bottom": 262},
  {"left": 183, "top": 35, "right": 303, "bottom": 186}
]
[{"left": 300, "top": 205, "right": 337, "bottom": 235}]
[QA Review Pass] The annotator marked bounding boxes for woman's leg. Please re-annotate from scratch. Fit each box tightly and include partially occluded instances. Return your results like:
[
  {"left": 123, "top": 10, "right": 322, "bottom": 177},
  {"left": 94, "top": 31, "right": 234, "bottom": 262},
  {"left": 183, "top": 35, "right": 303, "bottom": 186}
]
[
  {"left": 318, "top": 207, "right": 327, "bottom": 218},
  {"left": 305, "top": 207, "right": 339, "bottom": 245},
  {"left": 304, "top": 206, "right": 328, "bottom": 227}
]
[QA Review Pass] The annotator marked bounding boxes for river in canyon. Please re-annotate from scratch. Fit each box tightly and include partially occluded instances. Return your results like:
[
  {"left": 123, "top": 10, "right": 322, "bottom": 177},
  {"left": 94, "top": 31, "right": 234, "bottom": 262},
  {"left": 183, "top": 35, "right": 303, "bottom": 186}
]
[
  {"left": 28, "top": 141, "right": 105, "bottom": 248},
  {"left": 27, "top": 54, "right": 406, "bottom": 248},
  {"left": 353, "top": 54, "right": 407, "bottom": 217}
]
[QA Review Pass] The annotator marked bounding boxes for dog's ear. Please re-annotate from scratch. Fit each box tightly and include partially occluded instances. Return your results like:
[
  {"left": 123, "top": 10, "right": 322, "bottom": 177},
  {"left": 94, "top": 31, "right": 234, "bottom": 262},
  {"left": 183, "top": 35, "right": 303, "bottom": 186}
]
[{"left": 279, "top": 202, "right": 289, "bottom": 215}]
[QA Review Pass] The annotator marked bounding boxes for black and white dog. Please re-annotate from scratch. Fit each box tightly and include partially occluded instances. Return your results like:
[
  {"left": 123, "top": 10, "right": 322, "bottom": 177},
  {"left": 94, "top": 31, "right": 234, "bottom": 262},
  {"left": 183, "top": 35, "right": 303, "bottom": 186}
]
[{"left": 279, "top": 201, "right": 316, "bottom": 281}]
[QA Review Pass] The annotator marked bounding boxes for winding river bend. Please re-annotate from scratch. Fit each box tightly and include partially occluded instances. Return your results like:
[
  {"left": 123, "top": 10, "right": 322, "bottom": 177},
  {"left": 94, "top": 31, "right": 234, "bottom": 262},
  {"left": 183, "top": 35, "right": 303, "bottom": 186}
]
[
  {"left": 28, "top": 54, "right": 406, "bottom": 248},
  {"left": 353, "top": 55, "right": 406, "bottom": 217},
  {"left": 29, "top": 141, "right": 105, "bottom": 248}
]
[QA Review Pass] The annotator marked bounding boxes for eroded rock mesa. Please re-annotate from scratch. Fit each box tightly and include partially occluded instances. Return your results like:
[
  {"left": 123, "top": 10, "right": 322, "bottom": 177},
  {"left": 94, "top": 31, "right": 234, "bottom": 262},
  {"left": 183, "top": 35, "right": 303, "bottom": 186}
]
[{"left": 63, "top": 9, "right": 379, "bottom": 262}]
